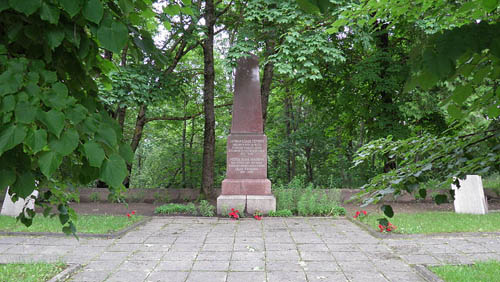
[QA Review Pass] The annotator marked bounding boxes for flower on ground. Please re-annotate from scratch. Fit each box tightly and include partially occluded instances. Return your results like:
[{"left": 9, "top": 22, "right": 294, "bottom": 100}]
[
  {"left": 379, "top": 222, "right": 396, "bottom": 232},
  {"left": 229, "top": 208, "right": 240, "bottom": 220},
  {"left": 127, "top": 213, "right": 131, "bottom": 218},
  {"left": 353, "top": 210, "right": 367, "bottom": 219},
  {"left": 253, "top": 211, "right": 263, "bottom": 220}
]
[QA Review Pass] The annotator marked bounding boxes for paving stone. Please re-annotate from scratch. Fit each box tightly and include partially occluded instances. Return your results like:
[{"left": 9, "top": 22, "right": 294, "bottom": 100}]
[
  {"left": 186, "top": 271, "right": 227, "bottom": 282},
  {"left": 84, "top": 260, "right": 123, "bottom": 271},
  {"left": 301, "top": 261, "right": 340, "bottom": 272},
  {"left": 232, "top": 251, "right": 265, "bottom": 261},
  {"left": 230, "top": 260, "right": 265, "bottom": 271},
  {"left": 202, "top": 243, "right": 233, "bottom": 252},
  {"left": 70, "top": 269, "right": 109, "bottom": 282},
  {"left": 332, "top": 251, "right": 370, "bottom": 261},
  {"left": 296, "top": 243, "right": 329, "bottom": 252},
  {"left": 96, "top": 251, "right": 131, "bottom": 261},
  {"left": 128, "top": 251, "right": 164, "bottom": 261},
  {"left": 192, "top": 260, "right": 229, "bottom": 271},
  {"left": 266, "top": 261, "right": 303, "bottom": 272},
  {"left": 146, "top": 271, "right": 189, "bottom": 282},
  {"left": 163, "top": 251, "right": 198, "bottom": 261},
  {"left": 305, "top": 271, "right": 347, "bottom": 281},
  {"left": 226, "top": 271, "right": 266, "bottom": 282},
  {"left": 267, "top": 271, "right": 307, "bottom": 282},
  {"left": 338, "top": 260, "right": 378, "bottom": 272},
  {"left": 156, "top": 260, "right": 193, "bottom": 271},
  {"left": 382, "top": 271, "right": 426, "bottom": 282},
  {"left": 196, "top": 251, "right": 232, "bottom": 261},
  {"left": 234, "top": 243, "right": 264, "bottom": 252},
  {"left": 299, "top": 251, "right": 334, "bottom": 261},
  {"left": 266, "top": 250, "right": 300, "bottom": 261},
  {"left": 344, "top": 271, "right": 388, "bottom": 282},
  {"left": 106, "top": 270, "right": 150, "bottom": 282},
  {"left": 116, "top": 260, "right": 158, "bottom": 272},
  {"left": 400, "top": 254, "right": 440, "bottom": 265},
  {"left": 264, "top": 243, "right": 296, "bottom": 251},
  {"left": 106, "top": 243, "right": 142, "bottom": 252}
]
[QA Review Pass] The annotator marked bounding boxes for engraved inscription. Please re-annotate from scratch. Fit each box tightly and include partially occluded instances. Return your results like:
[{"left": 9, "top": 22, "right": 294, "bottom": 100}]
[{"left": 227, "top": 138, "right": 266, "bottom": 175}]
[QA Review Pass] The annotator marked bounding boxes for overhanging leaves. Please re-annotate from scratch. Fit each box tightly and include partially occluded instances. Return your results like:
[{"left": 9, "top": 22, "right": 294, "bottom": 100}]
[{"left": 100, "top": 154, "right": 127, "bottom": 188}]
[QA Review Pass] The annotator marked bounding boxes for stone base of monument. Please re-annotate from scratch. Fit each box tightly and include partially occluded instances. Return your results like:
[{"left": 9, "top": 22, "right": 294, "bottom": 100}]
[
  {"left": 217, "top": 195, "right": 276, "bottom": 215},
  {"left": 221, "top": 179, "right": 271, "bottom": 195},
  {"left": 452, "top": 175, "right": 488, "bottom": 214},
  {"left": 1, "top": 187, "right": 39, "bottom": 217}
]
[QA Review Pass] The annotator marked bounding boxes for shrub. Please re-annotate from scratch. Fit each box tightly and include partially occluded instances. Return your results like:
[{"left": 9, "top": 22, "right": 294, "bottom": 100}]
[
  {"left": 89, "top": 192, "right": 100, "bottom": 203},
  {"left": 198, "top": 200, "right": 215, "bottom": 217},
  {"left": 154, "top": 203, "right": 197, "bottom": 215},
  {"left": 268, "top": 209, "right": 293, "bottom": 217}
]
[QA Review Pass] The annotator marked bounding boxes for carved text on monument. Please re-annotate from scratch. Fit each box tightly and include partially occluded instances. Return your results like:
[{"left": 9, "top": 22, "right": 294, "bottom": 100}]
[{"left": 227, "top": 138, "right": 266, "bottom": 175}]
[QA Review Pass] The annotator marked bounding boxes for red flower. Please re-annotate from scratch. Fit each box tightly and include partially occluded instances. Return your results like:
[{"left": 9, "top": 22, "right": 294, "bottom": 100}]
[
  {"left": 131, "top": 211, "right": 136, "bottom": 215},
  {"left": 378, "top": 224, "right": 385, "bottom": 232},
  {"left": 362, "top": 210, "right": 367, "bottom": 215},
  {"left": 127, "top": 213, "right": 131, "bottom": 218},
  {"left": 354, "top": 211, "right": 361, "bottom": 218},
  {"left": 254, "top": 215, "right": 262, "bottom": 220}
]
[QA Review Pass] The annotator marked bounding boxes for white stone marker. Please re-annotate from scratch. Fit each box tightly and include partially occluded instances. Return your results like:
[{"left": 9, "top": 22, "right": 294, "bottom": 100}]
[
  {"left": 1, "top": 187, "right": 39, "bottom": 217},
  {"left": 451, "top": 175, "right": 488, "bottom": 214}
]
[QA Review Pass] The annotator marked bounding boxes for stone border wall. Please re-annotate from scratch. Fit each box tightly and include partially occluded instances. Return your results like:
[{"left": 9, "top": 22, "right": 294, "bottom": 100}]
[{"left": 1, "top": 187, "right": 498, "bottom": 204}]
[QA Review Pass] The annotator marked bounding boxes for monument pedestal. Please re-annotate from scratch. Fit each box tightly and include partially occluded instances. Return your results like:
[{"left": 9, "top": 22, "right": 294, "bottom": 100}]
[
  {"left": 217, "top": 195, "right": 276, "bottom": 215},
  {"left": 221, "top": 179, "right": 271, "bottom": 195},
  {"left": 216, "top": 54, "right": 276, "bottom": 215}
]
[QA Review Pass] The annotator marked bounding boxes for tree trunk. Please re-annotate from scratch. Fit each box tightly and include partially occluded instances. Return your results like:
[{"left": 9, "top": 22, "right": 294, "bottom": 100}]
[
  {"left": 188, "top": 117, "right": 196, "bottom": 188},
  {"left": 181, "top": 99, "right": 187, "bottom": 188},
  {"left": 284, "top": 92, "right": 295, "bottom": 183},
  {"left": 201, "top": 0, "right": 216, "bottom": 198},
  {"left": 123, "top": 104, "right": 147, "bottom": 187},
  {"left": 117, "top": 45, "right": 128, "bottom": 130}
]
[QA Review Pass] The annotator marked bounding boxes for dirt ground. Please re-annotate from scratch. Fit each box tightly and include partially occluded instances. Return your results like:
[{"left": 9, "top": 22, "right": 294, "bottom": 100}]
[{"left": 38, "top": 199, "right": 499, "bottom": 217}]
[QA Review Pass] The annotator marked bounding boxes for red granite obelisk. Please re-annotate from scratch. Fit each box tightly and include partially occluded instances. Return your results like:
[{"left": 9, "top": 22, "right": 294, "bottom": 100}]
[{"left": 217, "top": 54, "right": 276, "bottom": 215}]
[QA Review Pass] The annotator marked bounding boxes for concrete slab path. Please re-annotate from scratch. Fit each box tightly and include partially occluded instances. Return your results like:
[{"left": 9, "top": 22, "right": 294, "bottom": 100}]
[{"left": 1, "top": 217, "right": 499, "bottom": 281}]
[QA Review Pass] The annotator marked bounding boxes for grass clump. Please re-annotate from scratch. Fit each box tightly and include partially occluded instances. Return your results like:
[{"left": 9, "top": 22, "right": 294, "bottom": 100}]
[
  {"left": 268, "top": 209, "right": 293, "bottom": 217},
  {"left": 364, "top": 211, "right": 500, "bottom": 234},
  {"left": 0, "top": 214, "right": 143, "bottom": 234},
  {"left": 0, "top": 262, "right": 66, "bottom": 282},
  {"left": 274, "top": 177, "right": 344, "bottom": 216},
  {"left": 198, "top": 200, "right": 215, "bottom": 217},
  {"left": 430, "top": 260, "right": 500, "bottom": 282},
  {"left": 154, "top": 203, "right": 197, "bottom": 215}
]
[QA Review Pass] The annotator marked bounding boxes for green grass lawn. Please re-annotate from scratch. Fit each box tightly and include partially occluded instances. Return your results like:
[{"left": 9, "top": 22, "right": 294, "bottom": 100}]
[
  {"left": 0, "top": 262, "right": 66, "bottom": 282},
  {"left": 0, "top": 214, "right": 143, "bottom": 234},
  {"left": 430, "top": 260, "right": 500, "bottom": 282},
  {"left": 363, "top": 211, "right": 500, "bottom": 234}
]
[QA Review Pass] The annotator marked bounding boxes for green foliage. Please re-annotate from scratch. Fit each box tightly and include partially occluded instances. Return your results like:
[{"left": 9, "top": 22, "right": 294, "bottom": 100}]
[
  {"left": 483, "top": 174, "right": 500, "bottom": 195},
  {"left": 0, "top": 262, "right": 66, "bottom": 282},
  {"left": 430, "top": 260, "right": 500, "bottom": 282},
  {"left": 154, "top": 203, "right": 197, "bottom": 215},
  {"left": 0, "top": 0, "right": 165, "bottom": 233},
  {"left": 198, "top": 200, "right": 215, "bottom": 217},
  {"left": 364, "top": 212, "right": 500, "bottom": 234},
  {"left": 274, "top": 181, "right": 344, "bottom": 216},
  {"left": 353, "top": 128, "right": 499, "bottom": 206},
  {"left": 89, "top": 192, "right": 100, "bottom": 203},
  {"left": 0, "top": 214, "right": 142, "bottom": 234},
  {"left": 268, "top": 209, "right": 293, "bottom": 217}
]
